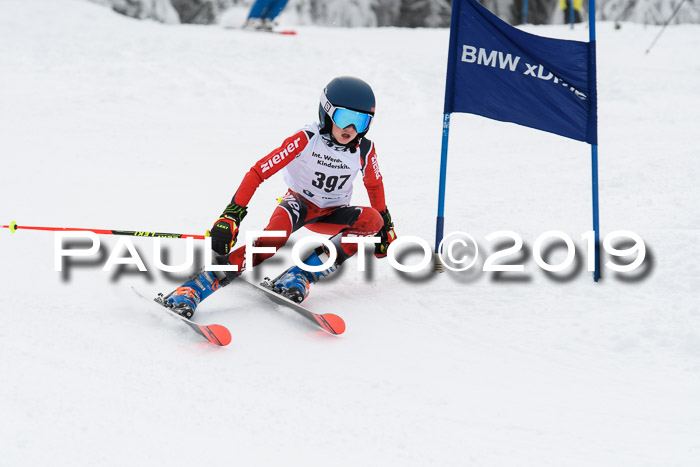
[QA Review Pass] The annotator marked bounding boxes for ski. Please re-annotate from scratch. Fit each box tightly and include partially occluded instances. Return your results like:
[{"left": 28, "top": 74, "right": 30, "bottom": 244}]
[
  {"left": 224, "top": 25, "right": 297, "bottom": 35},
  {"left": 263, "top": 29, "right": 297, "bottom": 35},
  {"left": 132, "top": 288, "right": 232, "bottom": 346},
  {"left": 241, "top": 279, "right": 345, "bottom": 335}
]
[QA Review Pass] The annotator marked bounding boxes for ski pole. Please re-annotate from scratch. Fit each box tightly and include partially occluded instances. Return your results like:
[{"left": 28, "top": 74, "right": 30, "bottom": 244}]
[
  {"left": 646, "top": 0, "right": 688, "bottom": 55},
  {"left": 2, "top": 221, "right": 206, "bottom": 239}
]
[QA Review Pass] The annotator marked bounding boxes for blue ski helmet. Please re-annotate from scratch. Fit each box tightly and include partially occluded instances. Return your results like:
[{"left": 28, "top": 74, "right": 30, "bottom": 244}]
[{"left": 318, "top": 76, "right": 376, "bottom": 140}]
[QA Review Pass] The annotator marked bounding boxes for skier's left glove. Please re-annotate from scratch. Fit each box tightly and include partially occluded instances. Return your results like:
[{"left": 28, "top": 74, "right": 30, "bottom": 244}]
[
  {"left": 209, "top": 202, "right": 248, "bottom": 255},
  {"left": 374, "top": 208, "right": 397, "bottom": 258}
]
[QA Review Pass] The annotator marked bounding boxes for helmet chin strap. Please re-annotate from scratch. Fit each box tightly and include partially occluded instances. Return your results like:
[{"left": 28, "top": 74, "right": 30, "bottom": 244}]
[{"left": 323, "top": 132, "right": 361, "bottom": 153}]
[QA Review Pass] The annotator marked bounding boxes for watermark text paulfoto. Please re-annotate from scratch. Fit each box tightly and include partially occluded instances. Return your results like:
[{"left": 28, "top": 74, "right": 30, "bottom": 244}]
[{"left": 54, "top": 230, "right": 647, "bottom": 276}]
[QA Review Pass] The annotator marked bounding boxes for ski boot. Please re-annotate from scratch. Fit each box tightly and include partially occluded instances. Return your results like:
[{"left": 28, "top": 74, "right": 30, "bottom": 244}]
[
  {"left": 242, "top": 18, "right": 263, "bottom": 30},
  {"left": 269, "top": 246, "right": 338, "bottom": 303},
  {"left": 160, "top": 269, "right": 224, "bottom": 319}
]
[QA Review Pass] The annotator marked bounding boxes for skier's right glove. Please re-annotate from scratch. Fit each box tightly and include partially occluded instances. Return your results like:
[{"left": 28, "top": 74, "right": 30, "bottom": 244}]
[
  {"left": 209, "top": 202, "right": 248, "bottom": 255},
  {"left": 374, "top": 208, "right": 397, "bottom": 258}
]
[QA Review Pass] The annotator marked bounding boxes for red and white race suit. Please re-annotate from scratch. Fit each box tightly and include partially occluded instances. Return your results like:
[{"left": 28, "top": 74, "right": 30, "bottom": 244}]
[
  {"left": 223, "top": 122, "right": 388, "bottom": 271},
  {"left": 233, "top": 123, "right": 386, "bottom": 210}
]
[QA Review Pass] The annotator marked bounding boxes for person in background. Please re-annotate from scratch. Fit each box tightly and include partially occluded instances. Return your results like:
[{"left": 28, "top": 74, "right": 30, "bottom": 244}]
[
  {"left": 560, "top": 0, "right": 583, "bottom": 24},
  {"left": 243, "top": 0, "right": 290, "bottom": 31}
]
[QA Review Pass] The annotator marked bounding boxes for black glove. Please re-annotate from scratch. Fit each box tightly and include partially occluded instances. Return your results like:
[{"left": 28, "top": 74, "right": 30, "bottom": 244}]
[
  {"left": 209, "top": 202, "right": 248, "bottom": 255},
  {"left": 374, "top": 208, "right": 397, "bottom": 258}
]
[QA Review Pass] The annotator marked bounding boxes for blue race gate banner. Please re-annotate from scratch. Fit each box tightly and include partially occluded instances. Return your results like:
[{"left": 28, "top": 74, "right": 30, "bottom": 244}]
[{"left": 444, "top": 0, "right": 597, "bottom": 144}]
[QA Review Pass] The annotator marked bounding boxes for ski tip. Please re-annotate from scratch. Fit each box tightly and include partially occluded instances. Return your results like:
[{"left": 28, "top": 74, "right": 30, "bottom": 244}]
[
  {"left": 318, "top": 314, "right": 345, "bottom": 335},
  {"left": 203, "top": 324, "right": 232, "bottom": 346},
  {"left": 278, "top": 30, "right": 297, "bottom": 35}
]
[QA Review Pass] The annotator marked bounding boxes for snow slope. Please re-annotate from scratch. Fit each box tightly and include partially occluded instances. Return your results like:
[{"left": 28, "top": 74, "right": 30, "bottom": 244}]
[{"left": 1, "top": 1, "right": 699, "bottom": 466}]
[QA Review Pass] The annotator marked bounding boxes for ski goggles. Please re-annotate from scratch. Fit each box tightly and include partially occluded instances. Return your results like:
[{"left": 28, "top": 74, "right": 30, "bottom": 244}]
[{"left": 320, "top": 92, "right": 373, "bottom": 133}]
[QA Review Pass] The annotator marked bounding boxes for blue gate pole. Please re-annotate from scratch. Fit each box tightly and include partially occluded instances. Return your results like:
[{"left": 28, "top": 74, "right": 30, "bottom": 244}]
[
  {"left": 435, "top": 113, "right": 451, "bottom": 253},
  {"left": 590, "top": 0, "right": 601, "bottom": 281},
  {"left": 591, "top": 145, "right": 600, "bottom": 281},
  {"left": 569, "top": 0, "right": 575, "bottom": 28},
  {"left": 522, "top": 0, "right": 529, "bottom": 24}
]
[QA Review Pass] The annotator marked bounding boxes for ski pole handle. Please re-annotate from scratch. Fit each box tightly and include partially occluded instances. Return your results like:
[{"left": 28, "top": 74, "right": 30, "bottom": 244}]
[{"left": 2, "top": 221, "right": 206, "bottom": 240}]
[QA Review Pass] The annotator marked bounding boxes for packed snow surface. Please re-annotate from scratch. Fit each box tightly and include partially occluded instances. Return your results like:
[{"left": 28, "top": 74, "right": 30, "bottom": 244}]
[{"left": 1, "top": 1, "right": 699, "bottom": 466}]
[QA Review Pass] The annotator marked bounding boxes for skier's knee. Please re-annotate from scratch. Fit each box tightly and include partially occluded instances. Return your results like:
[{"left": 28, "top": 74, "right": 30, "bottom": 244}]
[{"left": 360, "top": 207, "right": 384, "bottom": 234}]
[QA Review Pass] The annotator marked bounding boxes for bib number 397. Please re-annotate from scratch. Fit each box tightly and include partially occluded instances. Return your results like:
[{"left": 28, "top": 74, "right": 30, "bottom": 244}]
[{"left": 312, "top": 172, "right": 350, "bottom": 193}]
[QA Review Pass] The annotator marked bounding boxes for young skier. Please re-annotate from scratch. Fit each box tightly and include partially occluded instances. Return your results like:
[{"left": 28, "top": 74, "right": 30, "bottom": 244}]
[{"left": 163, "top": 76, "right": 397, "bottom": 318}]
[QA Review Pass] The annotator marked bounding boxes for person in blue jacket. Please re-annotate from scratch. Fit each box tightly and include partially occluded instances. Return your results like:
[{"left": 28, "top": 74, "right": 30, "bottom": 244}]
[{"left": 243, "top": 0, "right": 289, "bottom": 31}]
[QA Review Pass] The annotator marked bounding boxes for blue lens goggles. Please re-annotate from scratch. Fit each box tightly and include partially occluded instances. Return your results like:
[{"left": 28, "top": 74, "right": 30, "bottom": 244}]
[
  {"left": 331, "top": 107, "right": 372, "bottom": 133},
  {"left": 321, "top": 92, "right": 373, "bottom": 133}
]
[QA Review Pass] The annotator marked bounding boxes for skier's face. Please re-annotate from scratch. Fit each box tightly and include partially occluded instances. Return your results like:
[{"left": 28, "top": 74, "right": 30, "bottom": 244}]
[{"left": 331, "top": 123, "right": 358, "bottom": 145}]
